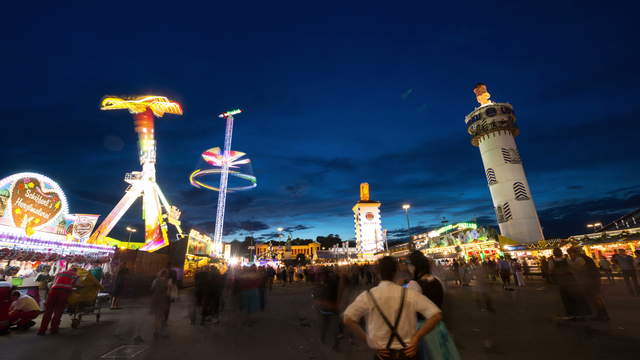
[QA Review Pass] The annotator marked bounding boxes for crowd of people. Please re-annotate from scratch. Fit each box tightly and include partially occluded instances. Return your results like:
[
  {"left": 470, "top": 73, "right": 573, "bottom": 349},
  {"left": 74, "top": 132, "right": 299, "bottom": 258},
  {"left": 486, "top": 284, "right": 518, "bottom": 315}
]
[{"left": 2, "top": 245, "right": 640, "bottom": 360}]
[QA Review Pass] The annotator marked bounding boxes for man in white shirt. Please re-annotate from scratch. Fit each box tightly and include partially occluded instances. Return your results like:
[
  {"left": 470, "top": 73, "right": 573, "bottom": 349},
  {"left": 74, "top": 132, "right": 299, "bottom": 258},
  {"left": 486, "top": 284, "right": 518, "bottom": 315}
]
[
  {"left": 343, "top": 257, "right": 442, "bottom": 360},
  {"left": 9, "top": 291, "right": 40, "bottom": 330}
]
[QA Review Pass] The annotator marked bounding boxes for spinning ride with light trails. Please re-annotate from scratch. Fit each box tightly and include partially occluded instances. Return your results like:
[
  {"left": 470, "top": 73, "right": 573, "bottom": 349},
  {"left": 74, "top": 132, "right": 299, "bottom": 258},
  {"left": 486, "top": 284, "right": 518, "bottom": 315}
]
[
  {"left": 189, "top": 109, "right": 257, "bottom": 256},
  {"left": 88, "top": 95, "right": 184, "bottom": 251}
]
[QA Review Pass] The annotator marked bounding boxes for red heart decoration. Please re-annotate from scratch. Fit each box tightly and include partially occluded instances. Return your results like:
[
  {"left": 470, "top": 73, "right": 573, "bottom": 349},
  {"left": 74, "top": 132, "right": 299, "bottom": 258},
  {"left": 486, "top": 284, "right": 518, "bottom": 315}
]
[{"left": 11, "top": 177, "right": 62, "bottom": 233}]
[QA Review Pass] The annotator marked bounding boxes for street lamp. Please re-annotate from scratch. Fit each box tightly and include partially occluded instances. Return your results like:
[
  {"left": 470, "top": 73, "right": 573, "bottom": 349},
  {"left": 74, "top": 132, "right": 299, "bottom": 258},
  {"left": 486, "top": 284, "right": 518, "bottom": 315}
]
[
  {"left": 125, "top": 226, "right": 137, "bottom": 249},
  {"left": 587, "top": 222, "right": 603, "bottom": 232},
  {"left": 402, "top": 204, "right": 413, "bottom": 248}
]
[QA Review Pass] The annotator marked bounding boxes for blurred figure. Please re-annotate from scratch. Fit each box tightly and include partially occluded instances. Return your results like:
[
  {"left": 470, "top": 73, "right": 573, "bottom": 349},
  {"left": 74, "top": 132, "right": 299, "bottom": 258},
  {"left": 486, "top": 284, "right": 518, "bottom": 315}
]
[
  {"left": 265, "top": 265, "right": 275, "bottom": 291},
  {"left": 150, "top": 269, "right": 170, "bottom": 338},
  {"left": 513, "top": 259, "right": 525, "bottom": 287},
  {"left": 394, "top": 261, "right": 412, "bottom": 286},
  {"left": 89, "top": 264, "right": 104, "bottom": 283},
  {"left": 38, "top": 267, "right": 80, "bottom": 336},
  {"left": 612, "top": 249, "right": 639, "bottom": 296},
  {"left": 598, "top": 253, "right": 614, "bottom": 285},
  {"left": 192, "top": 267, "right": 210, "bottom": 325},
  {"left": 9, "top": 290, "right": 40, "bottom": 330},
  {"left": 343, "top": 257, "right": 442, "bottom": 360},
  {"left": 540, "top": 257, "right": 551, "bottom": 283},
  {"left": 239, "top": 266, "right": 261, "bottom": 326},
  {"left": 497, "top": 257, "right": 512, "bottom": 290},
  {"left": 452, "top": 259, "right": 461, "bottom": 286},
  {"left": 164, "top": 268, "right": 179, "bottom": 326},
  {"left": 550, "top": 248, "right": 590, "bottom": 320},
  {"left": 207, "top": 267, "right": 224, "bottom": 323},
  {"left": 110, "top": 266, "right": 129, "bottom": 310},
  {"left": 287, "top": 266, "right": 294, "bottom": 283},
  {"left": 522, "top": 258, "right": 531, "bottom": 280},
  {"left": 278, "top": 266, "right": 287, "bottom": 286},
  {"left": 313, "top": 268, "right": 343, "bottom": 351},
  {"left": 568, "top": 247, "right": 609, "bottom": 321},
  {"left": 0, "top": 279, "right": 10, "bottom": 335}
]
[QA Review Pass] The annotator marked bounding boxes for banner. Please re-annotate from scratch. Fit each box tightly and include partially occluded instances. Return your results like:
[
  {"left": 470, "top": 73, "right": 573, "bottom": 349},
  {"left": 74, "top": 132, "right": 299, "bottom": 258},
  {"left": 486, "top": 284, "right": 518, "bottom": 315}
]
[
  {"left": 187, "top": 229, "right": 212, "bottom": 257},
  {"left": 0, "top": 173, "right": 69, "bottom": 236},
  {"left": 71, "top": 214, "right": 100, "bottom": 243}
]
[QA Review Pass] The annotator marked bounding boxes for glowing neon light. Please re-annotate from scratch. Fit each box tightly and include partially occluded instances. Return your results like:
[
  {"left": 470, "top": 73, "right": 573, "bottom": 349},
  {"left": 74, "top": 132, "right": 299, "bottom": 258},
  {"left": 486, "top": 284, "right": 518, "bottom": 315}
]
[
  {"left": 101, "top": 95, "right": 183, "bottom": 117},
  {"left": 89, "top": 95, "right": 183, "bottom": 252},
  {"left": 428, "top": 222, "right": 478, "bottom": 237},
  {"left": 189, "top": 109, "right": 256, "bottom": 256},
  {"left": 0, "top": 172, "right": 70, "bottom": 236},
  {"left": 189, "top": 169, "right": 257, "bottom": 192},
  {"left": 218, "top": 109, "right": 242, "bottom": 118}
]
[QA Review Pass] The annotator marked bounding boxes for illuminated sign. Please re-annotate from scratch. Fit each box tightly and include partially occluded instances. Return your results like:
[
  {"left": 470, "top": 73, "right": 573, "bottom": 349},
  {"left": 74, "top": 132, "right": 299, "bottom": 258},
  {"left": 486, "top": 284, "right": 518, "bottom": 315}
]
[
  {"left": 0, "top": 173, "right": 69, "bottom": 236},
  {"left": 428, "top": 222, "right": 477, "bottom": 237},
  {"left": 66, "top": 214, "right": 100, "bottom": 243},
  {"left": 187, "top": 229, "right": 212, "bottom": 257}
]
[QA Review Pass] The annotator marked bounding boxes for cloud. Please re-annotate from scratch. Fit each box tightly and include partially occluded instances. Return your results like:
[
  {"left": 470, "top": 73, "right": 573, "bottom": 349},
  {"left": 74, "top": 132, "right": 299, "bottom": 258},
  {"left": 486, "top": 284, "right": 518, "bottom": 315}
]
[{"left": 538, "top": 188, "right": 640, "bottom": 238}]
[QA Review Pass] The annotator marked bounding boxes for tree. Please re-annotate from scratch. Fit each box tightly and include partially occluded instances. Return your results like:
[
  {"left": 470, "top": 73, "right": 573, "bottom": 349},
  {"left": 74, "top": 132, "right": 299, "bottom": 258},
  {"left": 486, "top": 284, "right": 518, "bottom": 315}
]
[{"left": 316, "top": 234, "right": 342, "bottom": 249}]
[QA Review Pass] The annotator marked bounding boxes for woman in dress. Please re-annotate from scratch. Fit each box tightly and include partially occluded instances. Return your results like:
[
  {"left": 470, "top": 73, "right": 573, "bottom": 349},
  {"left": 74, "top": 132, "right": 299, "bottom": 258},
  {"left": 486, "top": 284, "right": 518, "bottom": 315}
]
[{"left": 407, "top": 251, "right": 460, "bottom": 360}]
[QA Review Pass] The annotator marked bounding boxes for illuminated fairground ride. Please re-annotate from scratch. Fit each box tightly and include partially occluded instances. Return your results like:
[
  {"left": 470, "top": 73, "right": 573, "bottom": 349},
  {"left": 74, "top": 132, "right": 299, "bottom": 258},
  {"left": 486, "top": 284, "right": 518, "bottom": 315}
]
[
  {"left": 189, "top": 109, "right": 256, "bottom": 256},
  {"left": 88, "top": 96, "right": 184, "bottom": 251}
]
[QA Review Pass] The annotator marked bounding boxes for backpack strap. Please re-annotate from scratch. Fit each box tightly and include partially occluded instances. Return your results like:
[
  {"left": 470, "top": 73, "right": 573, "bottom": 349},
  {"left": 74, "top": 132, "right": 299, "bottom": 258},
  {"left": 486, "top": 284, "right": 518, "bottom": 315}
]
[{"left": 367, "top": 287, "right": 407, "bottom": 349}]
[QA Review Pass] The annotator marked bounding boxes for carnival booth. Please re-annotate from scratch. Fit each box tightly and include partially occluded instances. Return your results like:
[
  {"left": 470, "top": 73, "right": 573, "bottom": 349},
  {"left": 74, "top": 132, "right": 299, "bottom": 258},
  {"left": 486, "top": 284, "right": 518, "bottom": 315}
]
[
  {"left": 568, "top": 227, "right": 640, "bottom": 261},
  {"left": 0, "top": 173, "right": 114, "bottom": 304},
  {"left": 414, "top": 223, "right": 502, "bottom": 262}
]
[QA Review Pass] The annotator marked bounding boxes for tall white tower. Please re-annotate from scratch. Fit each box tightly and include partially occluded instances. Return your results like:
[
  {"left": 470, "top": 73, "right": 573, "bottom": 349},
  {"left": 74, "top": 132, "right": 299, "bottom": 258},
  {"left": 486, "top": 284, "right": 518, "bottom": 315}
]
[
  {"left": 464, "top": 84, "right": 543, "bottom": 243},
  {"left": 353, "top": 183, "right": 384, "bottom": 258}
]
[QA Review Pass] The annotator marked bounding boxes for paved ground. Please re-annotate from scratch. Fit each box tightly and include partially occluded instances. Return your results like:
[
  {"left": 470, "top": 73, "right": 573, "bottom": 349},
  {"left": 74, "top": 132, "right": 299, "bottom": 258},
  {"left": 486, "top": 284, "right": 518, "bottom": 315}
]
[{"left": 2, "top": 278, "right": 639, "bottom": 360}]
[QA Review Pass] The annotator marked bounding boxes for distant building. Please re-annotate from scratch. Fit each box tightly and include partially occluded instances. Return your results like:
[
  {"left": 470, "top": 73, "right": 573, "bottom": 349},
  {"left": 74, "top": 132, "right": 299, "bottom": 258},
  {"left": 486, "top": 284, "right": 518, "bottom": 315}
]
[
  {"left": 255, "top": 242, "right": 320, "bottom": 261},
  {"left": 353, "top": 183, "right": 384, "bottom": 258}
]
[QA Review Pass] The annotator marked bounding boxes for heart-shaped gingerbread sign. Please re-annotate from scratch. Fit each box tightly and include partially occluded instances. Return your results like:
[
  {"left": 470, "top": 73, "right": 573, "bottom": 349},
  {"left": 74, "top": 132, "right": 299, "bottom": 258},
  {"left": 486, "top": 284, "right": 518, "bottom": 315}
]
[{"left": 11, "top": 177, "right": 62, "bottom": 235}]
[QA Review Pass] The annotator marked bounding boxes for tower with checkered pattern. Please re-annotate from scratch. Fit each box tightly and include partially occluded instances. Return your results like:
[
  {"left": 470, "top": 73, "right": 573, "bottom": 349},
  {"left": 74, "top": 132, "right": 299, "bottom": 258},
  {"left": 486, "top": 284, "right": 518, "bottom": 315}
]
[{"left": 465, "top": 84, "right": 544, "bottom": 243}]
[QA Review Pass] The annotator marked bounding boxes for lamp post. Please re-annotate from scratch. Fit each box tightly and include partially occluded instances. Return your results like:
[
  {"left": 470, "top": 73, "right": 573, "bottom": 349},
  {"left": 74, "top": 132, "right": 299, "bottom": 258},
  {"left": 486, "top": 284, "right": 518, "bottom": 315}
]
[
  {"left": 125, "top": 226, "right": 137, "bottom": 249},
  {"left": 587, "top": 222, "right": 603, "bottom": 233},
  {"left": 402, "top": 204, "right": 412, "bottom": 248}
]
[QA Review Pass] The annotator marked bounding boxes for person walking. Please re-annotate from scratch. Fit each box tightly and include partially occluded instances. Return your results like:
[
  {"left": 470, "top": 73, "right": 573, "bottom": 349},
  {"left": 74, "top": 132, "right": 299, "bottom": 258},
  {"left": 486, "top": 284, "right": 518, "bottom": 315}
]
[
  {"left": 568, "top": 247, "right": 609, "bottom": 321},
  {"left": 38, "top": 267, "right": 80, "bottom": 335},
  {"left": 207, "top": 267, "right": 224, "bottom": 323},
  {"left": 513, "top": 259, "right": 525, "bottom": 287},
  {"left": 598, "top": 253, "right": 614, "bottom": 285},
  {"left": 110, "top": 266, "right": 129, "bottom": 310},
  {"left": 549, "top": 248, "right": 590, "bottom": 320},
  {"left": 343, "top": 257, "right": 442, "bottom": 360},
  {"left": 164, "top": 268, "right": 179, "bottom": 326},
  {"left": 150, "top": 269, "right": 171, "bottom": 338},
  {"left": 314, "top": 268, "right": 343, "bottom": 351},
  {"left": 612, "top": 249, "right": 639, "bottom": 296},
  {"left": 497, "top": 257, "right": 512, "bottom": 290},
  {"left": 540, "top": 257, "right": 551, "bottom": 284}
]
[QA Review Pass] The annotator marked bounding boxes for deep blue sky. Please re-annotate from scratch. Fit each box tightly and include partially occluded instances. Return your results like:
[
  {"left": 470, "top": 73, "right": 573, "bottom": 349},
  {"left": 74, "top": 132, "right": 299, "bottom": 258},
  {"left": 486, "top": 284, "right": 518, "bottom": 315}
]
[{"left": 1, "top": 1, "right": 639, "bottom": 243}]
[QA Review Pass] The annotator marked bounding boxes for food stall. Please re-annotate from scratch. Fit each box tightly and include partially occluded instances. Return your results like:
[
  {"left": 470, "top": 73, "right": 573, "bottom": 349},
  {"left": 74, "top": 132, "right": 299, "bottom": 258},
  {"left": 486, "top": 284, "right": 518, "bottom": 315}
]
[{"left": 0, "top": 173, "right": 115, "bottom": 304}]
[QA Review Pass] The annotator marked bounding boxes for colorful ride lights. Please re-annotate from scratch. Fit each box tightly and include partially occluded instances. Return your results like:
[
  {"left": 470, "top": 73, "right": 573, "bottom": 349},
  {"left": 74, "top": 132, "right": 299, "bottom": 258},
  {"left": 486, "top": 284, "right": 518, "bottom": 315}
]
[
  {"left": 189, "top": 168, "right": 257, "bottom": 192},
  {"left": 218, "top": 109, "right": 242, "bottom": 118}
]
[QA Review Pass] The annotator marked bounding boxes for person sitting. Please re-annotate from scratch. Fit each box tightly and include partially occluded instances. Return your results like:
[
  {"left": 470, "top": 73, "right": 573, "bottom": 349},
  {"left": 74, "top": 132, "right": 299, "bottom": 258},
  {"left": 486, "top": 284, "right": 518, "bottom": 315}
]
[{"left": 9, "top": 290, "right": 40, "bottom": 330}]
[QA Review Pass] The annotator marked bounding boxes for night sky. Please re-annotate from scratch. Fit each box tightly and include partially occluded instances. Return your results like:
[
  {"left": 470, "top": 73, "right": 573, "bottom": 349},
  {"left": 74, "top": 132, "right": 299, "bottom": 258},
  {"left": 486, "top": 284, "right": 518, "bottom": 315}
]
[{"left": 2, "top": 2, "right": 639, "bottom": 243}]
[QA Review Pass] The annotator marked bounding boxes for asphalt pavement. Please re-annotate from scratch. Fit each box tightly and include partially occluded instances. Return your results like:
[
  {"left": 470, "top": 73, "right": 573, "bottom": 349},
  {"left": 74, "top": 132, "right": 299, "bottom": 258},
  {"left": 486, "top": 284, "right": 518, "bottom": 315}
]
[{"left": 2, "top": 278, "right": 639, "bottom": 360}]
